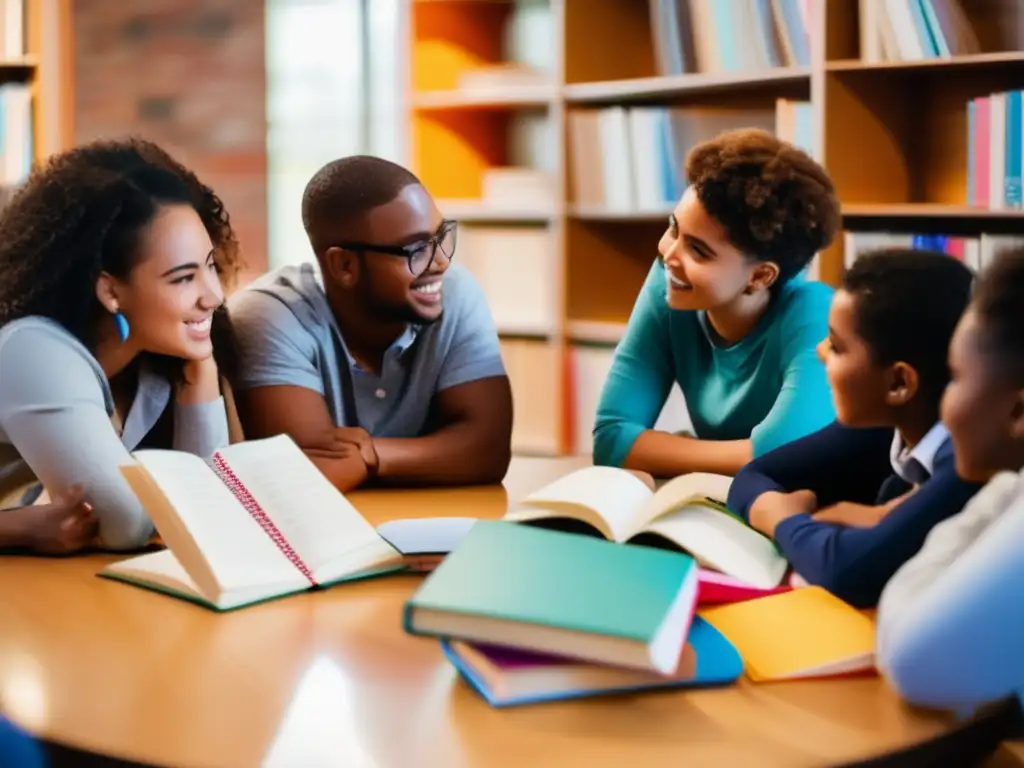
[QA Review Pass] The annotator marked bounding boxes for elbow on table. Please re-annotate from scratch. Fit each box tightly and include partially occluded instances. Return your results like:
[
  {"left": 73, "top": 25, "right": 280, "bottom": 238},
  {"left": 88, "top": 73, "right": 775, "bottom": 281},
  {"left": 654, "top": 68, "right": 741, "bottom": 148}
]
[
  {"left": 476, "top": 441, "right": 512, "bottom": 485},
  {"left": 591, "top": 422, "right": 629, "bottom": 468}
]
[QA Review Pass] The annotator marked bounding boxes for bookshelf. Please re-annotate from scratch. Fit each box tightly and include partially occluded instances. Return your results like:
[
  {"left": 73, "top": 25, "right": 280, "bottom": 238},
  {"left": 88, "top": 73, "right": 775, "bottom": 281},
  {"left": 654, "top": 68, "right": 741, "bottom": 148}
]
[
  {"left": 0, "top": 0, "right": 73, "bottom": 205},
  {"left": 402, "top": 0, "right": 1024, "bottom": 457}
]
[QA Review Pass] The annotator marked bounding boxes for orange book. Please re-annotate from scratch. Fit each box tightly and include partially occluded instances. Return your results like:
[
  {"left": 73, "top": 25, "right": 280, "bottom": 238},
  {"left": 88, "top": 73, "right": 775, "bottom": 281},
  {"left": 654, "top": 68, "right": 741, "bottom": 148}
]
[{"left": 699, "top": 587, "right": 876, "bottom": 682}]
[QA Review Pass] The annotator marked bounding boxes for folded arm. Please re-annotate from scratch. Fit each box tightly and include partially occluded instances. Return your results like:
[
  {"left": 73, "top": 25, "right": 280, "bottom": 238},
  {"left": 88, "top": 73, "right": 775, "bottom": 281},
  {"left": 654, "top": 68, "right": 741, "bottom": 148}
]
[
  {"left": 0, "top": 325, "right": 153, "bottom": 550},
  {"left": 771, "top": 459, "right": 983, "bottom": 608},
  {"left": 374, "top": 375, "right": 512, "bottom": 485},
  {"left": 728, "top": 422, "right": 895, "bottom": 523},
  {"left": 877, "top": 477, "right": 1024, "bottom": 712}
]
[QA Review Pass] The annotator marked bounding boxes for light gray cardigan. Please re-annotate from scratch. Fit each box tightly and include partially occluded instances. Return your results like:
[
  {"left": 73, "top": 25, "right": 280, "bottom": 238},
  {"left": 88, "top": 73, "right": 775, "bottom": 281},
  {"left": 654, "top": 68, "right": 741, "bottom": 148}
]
[{"left": 0, "top": 316, "right": 229, "bottom": 549}]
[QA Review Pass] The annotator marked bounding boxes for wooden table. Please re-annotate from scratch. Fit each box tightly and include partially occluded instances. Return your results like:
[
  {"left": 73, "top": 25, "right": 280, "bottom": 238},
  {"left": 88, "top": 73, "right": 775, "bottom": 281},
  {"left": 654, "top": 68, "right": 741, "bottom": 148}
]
[{"left": 0, "top": 457, "right": 956, "bottom": 767}]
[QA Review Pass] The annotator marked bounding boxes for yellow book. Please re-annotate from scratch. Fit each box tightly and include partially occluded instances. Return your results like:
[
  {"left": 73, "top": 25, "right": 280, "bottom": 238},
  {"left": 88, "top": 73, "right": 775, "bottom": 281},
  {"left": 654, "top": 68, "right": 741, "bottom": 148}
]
[{"left": 699, "top": 587, "right": 876, "bottom": 682}]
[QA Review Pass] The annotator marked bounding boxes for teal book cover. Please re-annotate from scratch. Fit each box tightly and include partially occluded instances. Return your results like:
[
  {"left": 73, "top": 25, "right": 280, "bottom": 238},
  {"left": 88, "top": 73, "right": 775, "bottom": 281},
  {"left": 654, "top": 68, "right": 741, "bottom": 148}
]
[{"left": 403, "top": 520, "right": 697, "bottom": 648}]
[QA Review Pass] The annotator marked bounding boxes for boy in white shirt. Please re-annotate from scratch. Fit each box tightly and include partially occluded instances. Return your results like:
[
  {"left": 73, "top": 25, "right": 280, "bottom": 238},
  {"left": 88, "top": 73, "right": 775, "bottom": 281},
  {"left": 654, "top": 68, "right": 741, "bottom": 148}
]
[{"left": 877, "top": 247, "right": 1024, "bottom": 715}]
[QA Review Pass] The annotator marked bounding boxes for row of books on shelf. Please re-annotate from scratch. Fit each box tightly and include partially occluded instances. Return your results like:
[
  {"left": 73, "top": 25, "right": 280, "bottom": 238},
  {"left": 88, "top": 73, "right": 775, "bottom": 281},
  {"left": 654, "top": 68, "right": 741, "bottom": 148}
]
[
  {"left": 568, "top": 99, "right": 811, "bottom": 214},
  {"left": 96, "top": 438, "right": 877, "bottom": 706},
  {"left": 860, "top": 0, "right": 979, "bottom": 63},
  {"left": 0, "top": 0, "right": 23, "bottom": 59},
  {"left": 968, "top": 91, "right": 1024, "bottom": 211},
  {"left": 0, "top": 81, "right": 31, "bottom": 186},
  {"left": 651, "top": 0, "right": 810, "bottom": 77},
  {"left": 844, "top": 230, "right": 1024, "bottom": 270}
]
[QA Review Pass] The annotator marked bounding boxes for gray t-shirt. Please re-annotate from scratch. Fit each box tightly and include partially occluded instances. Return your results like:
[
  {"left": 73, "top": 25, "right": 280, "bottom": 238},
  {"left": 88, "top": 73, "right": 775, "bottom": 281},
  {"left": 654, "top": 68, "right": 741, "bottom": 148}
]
[
  {"left": 228, "top": 263, "right": 506, "bottom": 436},
  {"left": 0, "top": 316, "right": 230, "bottom": 549}
]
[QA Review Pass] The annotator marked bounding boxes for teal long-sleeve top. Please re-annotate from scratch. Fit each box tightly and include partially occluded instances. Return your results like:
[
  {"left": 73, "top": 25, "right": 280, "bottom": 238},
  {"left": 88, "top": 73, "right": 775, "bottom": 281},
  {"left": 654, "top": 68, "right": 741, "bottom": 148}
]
[{"left": 593, "top": 260, "right": 837, "bottom": 466}]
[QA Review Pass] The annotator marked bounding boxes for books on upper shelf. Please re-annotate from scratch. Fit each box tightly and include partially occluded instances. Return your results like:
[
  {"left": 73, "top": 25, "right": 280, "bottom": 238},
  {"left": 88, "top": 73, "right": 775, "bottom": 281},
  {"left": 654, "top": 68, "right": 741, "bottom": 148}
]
[
  {"left": 859, "top": 0, "right": 979, "bottom": 63},
  {"left": 441, "top": 614, "right": 742, "bottom": 707},
  {"left": 843, "top": 230, "right": 1024, "bottom": 271},
  {"left": 700, "top": 586, "right": 876, "bottom": 682},
  {"left": 649, "top": 0, "right": 810, "bottom": 76},
  {"left": 404, "top": 519, "right": 701, "bottom": 674},
  {"left": 967, "top": 91, "right": 1024, "bottom": 212},
  {"left": 0, "top": 82, "right": 31, "bottom": 187},
  {"left": 503, "top": 466, "right": 788, "bottom": 589},
  {"left": 99, "top": 435, "right": 406, "bottom": 611},
  {"left": 568, "top": 100, "right": 809, "bottom": 215}
]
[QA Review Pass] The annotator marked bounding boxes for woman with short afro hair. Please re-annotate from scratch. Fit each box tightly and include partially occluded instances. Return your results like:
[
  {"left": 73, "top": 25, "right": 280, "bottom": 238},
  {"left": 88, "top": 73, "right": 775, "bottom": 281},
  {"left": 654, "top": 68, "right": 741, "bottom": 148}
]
[
  {"left": 0, "top": 137, "right": 241, "bottom": 552},
  {"left": 593, "top": 128, "right": 841, "bottom": 477}
]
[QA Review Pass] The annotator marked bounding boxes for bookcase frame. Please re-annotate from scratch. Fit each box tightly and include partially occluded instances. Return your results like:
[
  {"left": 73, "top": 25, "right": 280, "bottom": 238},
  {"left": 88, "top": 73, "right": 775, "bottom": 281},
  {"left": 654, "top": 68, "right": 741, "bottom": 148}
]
[{"left": 403, "top": 0, "right": 1024, "bottom": 456}]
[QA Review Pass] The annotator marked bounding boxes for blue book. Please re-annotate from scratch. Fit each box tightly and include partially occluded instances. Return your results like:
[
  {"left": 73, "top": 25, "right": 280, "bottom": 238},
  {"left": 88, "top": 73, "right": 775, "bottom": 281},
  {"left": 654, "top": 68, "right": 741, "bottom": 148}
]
[
  {"left": 441, "top": 616, "right": 742, "bottom": 707},
  {"left": 403, "top": 520, "right": 701, "bottom": 674},
  {"left": 1005, "top": 90, "right": 1023, "bottom": 208}
]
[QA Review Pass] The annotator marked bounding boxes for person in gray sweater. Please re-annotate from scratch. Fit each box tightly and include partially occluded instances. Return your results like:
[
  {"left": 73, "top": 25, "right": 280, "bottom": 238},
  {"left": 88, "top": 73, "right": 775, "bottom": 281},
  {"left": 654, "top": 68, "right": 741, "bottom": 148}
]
[
  {"left": 0, "top": 139, "right": 240, "bottom": 553},
  {"left": 877, "top": 247, "right": 1024, "bottom": 716}
]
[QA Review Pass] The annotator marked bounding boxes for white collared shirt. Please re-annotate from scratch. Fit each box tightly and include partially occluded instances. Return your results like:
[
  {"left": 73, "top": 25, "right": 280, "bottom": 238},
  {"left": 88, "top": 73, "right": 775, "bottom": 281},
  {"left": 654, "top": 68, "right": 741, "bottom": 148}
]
[{"left": 890, "top": 422, "right": 949, "bottom": 485}]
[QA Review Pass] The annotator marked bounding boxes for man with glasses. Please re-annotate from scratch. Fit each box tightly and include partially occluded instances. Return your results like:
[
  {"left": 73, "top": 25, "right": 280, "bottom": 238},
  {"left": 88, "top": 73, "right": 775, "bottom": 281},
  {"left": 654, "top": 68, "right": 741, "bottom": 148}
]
[{"left": 227, "top": 155, "right": 512, "bottom": 491}]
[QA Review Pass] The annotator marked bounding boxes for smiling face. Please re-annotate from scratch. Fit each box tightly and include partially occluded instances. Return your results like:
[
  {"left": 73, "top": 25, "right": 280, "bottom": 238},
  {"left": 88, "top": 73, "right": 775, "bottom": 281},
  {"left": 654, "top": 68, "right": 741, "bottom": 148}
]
[
  {"left": 98, "top": 203, "right": 224, "bottom": 360},
  {"left": 326, "top": 184, "right": 452, "bottom": 325},
  {"left": 658, "top": 187, "right": 777, "bottom": 311},
  {"left": 941, "top": 309, "right": 1024, "bottom": 482}
]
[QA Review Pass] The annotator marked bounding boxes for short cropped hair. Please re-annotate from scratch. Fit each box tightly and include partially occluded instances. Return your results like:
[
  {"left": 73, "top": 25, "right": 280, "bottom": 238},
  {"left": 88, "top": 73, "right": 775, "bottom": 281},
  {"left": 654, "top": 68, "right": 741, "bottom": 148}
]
[
  {"left": 843, "top": 248, "right": 974, "bottom": 405},
  {"left": 971, "top": 246, "right": 1024, "bottom": 380},
  {"left": 301, "top": 155, "right": 422, "bottom": 253},
  {"left": 686, "top": 128, "right": 840, "bottom": 286}
]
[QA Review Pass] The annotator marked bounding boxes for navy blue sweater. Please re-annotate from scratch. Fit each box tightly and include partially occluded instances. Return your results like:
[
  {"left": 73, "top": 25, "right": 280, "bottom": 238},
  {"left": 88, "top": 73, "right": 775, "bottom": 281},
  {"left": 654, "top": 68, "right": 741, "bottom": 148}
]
[{"left": 727, "top": 421, "right": 983, "bottom": 608}]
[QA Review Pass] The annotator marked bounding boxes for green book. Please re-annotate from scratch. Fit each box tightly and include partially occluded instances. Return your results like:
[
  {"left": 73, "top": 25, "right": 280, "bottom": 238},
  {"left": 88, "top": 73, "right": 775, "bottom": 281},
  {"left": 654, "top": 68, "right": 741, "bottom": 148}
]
[
  {"left": 404, "top": 520, "right": 700, "bottom": 675},
  {"left": 501, "top": 466, "right": 787, "bottom": 589},
  {"left": 98, "top": 435, "right": 405, "bottom": 611}
]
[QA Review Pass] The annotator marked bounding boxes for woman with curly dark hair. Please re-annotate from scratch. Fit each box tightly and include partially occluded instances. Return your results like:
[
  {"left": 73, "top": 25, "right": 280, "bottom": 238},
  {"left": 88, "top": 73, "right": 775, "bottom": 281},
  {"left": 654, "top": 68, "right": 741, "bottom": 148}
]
[
  {"left": 593, "top": 128, "right": 841, "bottom": 477},
  {"left": 0, "top": 137, "right": 242, "bottom": 553}
]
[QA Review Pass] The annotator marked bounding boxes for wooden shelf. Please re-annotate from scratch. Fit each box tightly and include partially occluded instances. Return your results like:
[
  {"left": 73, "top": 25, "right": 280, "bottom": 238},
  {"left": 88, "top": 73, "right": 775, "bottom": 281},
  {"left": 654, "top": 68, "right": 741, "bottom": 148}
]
[
  {"left": 567, "top": 320, "right": 625, "bottom": 345},
  {"left": 568, "top": 205, "right": 673, "bottom": 222},
  {"left": 843, "top": 204, "right": 1024, "bottom": 219},
  {"left": 441, "top": 199, "right": 556, "bottom": 222},
  {"left": 563, "top": 67, "right": 811, "bottom": 104},
  {"left": 827, "top": 51, "right": 1024, "bottom": 73},
  {"left": 413, "top": 86, "right": 557, "bottom": 110},
  {"left": 402, "top": 0, "right": 1024, "bottom": 456}
]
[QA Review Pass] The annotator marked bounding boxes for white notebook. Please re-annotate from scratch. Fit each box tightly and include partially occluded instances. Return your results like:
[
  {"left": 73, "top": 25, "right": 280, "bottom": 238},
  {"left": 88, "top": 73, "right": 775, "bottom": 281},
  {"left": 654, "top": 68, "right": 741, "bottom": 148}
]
[{"left": 99, "top": 435, "right": 404, "bottom": 610}]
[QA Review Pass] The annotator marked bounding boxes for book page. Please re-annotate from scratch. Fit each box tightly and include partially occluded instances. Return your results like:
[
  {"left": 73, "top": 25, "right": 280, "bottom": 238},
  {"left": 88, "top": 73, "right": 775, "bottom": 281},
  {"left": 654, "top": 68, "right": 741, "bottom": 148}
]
[
  {"left": 628, "top": 472, "right": 734, "bottom": 537},
  {"left": 215, "top": 436, "right": 400, "bottom": 581},
  {"left": 637, "top": 505, "right": 787, "bottom": 589},
  {"left": 502, "top": 466, "right": 654, "bottom": 541},
  {"left": 127, "top": 451, "right": 308, "bottom": 599}
]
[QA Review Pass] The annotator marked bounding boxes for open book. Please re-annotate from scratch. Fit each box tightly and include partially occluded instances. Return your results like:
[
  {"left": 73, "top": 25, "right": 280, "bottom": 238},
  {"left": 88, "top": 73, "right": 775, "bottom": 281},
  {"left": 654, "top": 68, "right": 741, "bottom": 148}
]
[
  {"left": 503, "top": 466, "right": 788, "bottom": 589},
  {"left": 99, "top": 435, "right": 405, "bottom": 610}
]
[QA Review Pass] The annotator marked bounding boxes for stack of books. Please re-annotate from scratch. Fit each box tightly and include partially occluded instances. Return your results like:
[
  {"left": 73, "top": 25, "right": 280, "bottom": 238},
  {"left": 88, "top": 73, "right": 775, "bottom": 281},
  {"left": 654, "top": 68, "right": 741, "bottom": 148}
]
[{"left": 402, "top": 467, "right": 878, "bottom": 707}]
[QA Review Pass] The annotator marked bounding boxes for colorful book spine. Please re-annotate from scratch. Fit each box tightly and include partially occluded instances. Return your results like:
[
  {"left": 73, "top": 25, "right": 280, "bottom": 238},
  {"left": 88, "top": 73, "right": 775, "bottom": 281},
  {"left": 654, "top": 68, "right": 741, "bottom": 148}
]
[{"left": 209, "top": 451, "right": 318, "bottom": 586}]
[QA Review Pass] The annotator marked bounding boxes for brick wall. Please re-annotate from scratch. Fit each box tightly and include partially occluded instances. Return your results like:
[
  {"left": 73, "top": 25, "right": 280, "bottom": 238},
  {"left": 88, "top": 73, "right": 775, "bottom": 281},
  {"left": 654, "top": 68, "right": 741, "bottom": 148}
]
[{"left": 73, "top": 0, "right": 267, "bottom": 282}]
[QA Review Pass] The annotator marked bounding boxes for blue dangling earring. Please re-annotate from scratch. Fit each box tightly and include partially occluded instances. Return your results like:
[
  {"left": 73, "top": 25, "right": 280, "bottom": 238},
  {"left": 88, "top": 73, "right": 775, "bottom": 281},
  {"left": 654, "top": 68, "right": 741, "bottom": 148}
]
[{"left": 112, "top": 307, "right": 130, "bottom": 342}]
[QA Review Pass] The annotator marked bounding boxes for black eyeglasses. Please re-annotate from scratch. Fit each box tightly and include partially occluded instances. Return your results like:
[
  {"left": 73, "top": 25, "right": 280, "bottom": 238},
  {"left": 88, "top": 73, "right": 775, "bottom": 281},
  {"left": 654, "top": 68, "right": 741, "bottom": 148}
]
[{"left": 335, "top": 219, "right": 458, "bottom": 278}]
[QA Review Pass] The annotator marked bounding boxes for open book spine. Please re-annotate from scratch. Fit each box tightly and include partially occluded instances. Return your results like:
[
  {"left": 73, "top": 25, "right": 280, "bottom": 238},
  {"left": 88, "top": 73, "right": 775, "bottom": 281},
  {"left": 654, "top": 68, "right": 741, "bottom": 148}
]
[{"left": 210, "top": 452, "right": 318, "bottom": 586}]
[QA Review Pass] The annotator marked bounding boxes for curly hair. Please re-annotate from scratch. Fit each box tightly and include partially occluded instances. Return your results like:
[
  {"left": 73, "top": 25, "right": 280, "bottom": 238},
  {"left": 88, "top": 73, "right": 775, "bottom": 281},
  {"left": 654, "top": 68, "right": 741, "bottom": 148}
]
[
  {"left": 685, "top": 128, "right": 841, "bottom": 286},
  {"left": 0, "top": 137, "right": 242, "bottom": 380}
]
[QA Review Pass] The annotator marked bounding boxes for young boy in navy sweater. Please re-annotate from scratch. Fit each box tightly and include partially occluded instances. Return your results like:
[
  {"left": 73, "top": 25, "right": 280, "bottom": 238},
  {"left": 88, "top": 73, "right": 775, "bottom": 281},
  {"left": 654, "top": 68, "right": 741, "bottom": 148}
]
[{"left": 727, "top": 249, "right": 983, "bottom": 608}]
